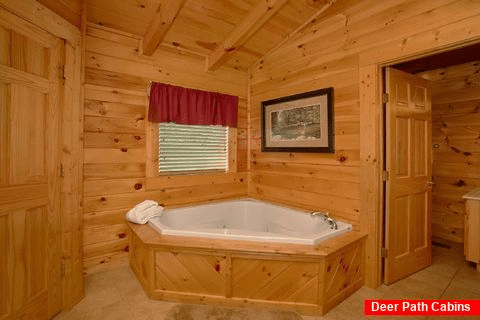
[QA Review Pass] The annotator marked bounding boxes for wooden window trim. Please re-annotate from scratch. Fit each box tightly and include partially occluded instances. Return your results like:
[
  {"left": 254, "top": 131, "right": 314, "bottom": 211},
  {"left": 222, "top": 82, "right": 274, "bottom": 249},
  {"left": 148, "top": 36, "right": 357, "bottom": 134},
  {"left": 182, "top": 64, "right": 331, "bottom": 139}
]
[{"left": 146, "top": 121, "right": 237, "bottom": 185}]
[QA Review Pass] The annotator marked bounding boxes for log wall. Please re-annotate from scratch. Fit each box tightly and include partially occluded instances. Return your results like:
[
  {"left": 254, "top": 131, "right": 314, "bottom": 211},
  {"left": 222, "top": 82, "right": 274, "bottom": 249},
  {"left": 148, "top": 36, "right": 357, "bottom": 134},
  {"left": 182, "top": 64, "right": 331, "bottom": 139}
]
[
  {"left": 81, "top": 0, "right": 480, "bottom": 275},
  {"left": 248, "top": 0, "right": 480, "bottom": 231},
  {"left": 83, "top": 24, "right": 248, "bottom": 272},
  {"left": 419, "top": 61, "right": 480, "bottom": 243}
]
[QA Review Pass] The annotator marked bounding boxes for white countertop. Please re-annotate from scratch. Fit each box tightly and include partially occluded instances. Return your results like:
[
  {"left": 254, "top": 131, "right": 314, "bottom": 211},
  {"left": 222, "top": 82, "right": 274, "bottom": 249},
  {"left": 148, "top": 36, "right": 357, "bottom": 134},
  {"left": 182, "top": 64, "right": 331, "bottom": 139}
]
[{"left": 463, "top": 187, "right": 480, "bottom": 200}]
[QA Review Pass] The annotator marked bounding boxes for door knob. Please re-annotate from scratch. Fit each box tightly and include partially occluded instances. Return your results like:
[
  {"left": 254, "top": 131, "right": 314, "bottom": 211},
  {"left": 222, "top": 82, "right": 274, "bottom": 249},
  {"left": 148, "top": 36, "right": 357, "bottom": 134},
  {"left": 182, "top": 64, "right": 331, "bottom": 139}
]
[{"left": 426, "top": 180, "right": 435, "bottom": 187}]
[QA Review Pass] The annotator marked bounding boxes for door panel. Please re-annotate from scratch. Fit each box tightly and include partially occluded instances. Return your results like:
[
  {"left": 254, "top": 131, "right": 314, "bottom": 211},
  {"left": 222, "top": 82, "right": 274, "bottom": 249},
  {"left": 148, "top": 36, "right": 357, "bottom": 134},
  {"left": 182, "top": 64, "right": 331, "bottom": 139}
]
[
  {"left": 392, "top": 196, "right": 409, "bottom": 258},
  {"left": 395, "top": 117, "right": 409, "bottom": 177},
  {"left": 9, "top": 85, "right": 48, "bottom": 185},
  {"left": 11, "top": 31, "right": 49, "bottom": 77},
  {"left": 385, "top": 68, "right": 432, "bottom": 284},
  {"left": 413, "top": 120, "right": 427, "bottom": 176},
  {"left": 0, "top": 9, "right": 62, "bottom": 320},
  {"left": 0, "top": 83, "right": 8, "bottom": 186},
  {"left": 411, "top": 192, "right": 427, "bottom": 251}
]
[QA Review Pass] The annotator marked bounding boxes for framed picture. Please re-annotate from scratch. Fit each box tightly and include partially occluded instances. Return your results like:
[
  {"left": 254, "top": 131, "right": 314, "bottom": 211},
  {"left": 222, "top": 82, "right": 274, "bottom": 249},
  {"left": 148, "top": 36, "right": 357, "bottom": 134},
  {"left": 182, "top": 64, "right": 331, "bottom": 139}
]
[{"left": 261, "top": 87, "right": 334, "bottom": 153}]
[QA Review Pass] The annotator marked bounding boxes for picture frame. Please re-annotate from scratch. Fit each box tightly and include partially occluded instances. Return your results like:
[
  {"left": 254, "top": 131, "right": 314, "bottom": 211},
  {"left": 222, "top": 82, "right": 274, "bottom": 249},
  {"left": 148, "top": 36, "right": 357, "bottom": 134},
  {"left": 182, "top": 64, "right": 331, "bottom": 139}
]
[{"left": 261, "top": 87, "right": 334, "bottom": 153}]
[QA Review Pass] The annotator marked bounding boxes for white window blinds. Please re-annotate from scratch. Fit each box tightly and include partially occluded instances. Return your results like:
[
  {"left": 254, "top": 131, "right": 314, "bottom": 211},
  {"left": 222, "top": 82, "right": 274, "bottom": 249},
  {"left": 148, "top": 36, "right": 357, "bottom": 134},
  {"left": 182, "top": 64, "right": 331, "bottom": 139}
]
[{"left": 158, "top": 123, "right": 228, "bottom": 174}]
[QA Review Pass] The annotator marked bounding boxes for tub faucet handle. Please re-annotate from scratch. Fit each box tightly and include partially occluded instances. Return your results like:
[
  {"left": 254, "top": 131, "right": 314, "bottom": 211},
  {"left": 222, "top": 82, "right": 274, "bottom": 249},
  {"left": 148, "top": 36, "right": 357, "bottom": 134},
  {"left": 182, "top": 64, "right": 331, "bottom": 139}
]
[
  {"left": 311, "top": 211, "right": 331, "bottom": 221},
  {"left": 322, "top": 212, "right": 330, "bottom": 221},
  {"left": 326, "top": 217, "right": 338, "bottom": 230}
]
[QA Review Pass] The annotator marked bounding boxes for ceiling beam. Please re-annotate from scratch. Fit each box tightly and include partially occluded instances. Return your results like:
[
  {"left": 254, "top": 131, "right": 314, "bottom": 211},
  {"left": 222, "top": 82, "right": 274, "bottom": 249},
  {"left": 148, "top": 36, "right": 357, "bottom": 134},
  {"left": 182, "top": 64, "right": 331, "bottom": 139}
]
[
  {"left": 206, "top": 0, "right": 289, "bottom": 71},
  {"left": 142, "top": 0, "right": 187, "bottom": 56},
  {"left": 251, "top": 0, "right": 336, "bottom": 71},
  {"left": 37, "top": 0, "right": 81, "bottom": 27}
]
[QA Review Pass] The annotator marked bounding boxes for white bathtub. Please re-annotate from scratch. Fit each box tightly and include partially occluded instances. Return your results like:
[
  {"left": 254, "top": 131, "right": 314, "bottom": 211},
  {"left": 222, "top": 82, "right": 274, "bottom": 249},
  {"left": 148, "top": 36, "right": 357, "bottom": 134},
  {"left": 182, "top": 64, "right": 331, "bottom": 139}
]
[{"left": 148, "top": 199, "right": 351, "bottom": 245}]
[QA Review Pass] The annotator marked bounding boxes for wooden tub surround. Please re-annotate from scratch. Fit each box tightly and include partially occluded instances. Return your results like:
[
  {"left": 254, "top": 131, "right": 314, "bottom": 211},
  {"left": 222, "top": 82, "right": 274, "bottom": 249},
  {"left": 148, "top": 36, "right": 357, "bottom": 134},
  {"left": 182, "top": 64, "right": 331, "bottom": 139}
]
[{"left": 128, "top": 222, "right": 366, "bottom": 315}]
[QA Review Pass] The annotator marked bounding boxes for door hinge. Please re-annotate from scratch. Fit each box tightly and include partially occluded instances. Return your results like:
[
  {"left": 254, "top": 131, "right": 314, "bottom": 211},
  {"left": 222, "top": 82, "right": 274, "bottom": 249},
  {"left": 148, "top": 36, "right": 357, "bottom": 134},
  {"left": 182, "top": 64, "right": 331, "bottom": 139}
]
[
  {"left": 381, "top": 247, "right": 388, "bottom": 258},
  {"left": 61, "top": 260, "right": 65, "bottom": 277},
  {"left": 60, "top": 164, "right": 65, "bottom": 177},
  {"left": 60, "top": 65, "right": 66, "bottom": 80},
  {"left": 382, "top": 170, "right": 389, "bottom": 181},
  {"left": 382, "top": 93, "right": 389, "bottom": 104}
]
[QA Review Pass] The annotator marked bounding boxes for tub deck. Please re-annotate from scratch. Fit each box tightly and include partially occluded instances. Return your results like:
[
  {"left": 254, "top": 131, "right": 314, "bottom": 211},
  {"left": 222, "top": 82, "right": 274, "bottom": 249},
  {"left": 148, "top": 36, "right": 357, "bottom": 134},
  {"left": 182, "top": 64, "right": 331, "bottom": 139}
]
[{"left": 128, "top": 222, "right": 367, "bottom": 315}]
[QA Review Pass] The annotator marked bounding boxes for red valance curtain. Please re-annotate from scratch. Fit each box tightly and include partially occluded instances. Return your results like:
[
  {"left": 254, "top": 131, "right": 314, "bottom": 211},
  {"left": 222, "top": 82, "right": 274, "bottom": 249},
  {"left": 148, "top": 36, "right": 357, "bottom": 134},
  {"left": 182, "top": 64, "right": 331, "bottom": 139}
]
[{"left": 148, "top": 82, "right": 238, "bottom": 128}]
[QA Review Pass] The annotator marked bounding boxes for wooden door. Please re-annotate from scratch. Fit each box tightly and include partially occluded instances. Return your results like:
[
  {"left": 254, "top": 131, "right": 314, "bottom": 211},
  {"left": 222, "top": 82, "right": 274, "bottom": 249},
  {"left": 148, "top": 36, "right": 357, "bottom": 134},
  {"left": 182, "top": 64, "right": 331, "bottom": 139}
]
[
  {"left": 0, "top": 9, "right": 63, "bottom": 320},
  {"left": 384, "top": 68, "right": 432, "bottom": 284}
]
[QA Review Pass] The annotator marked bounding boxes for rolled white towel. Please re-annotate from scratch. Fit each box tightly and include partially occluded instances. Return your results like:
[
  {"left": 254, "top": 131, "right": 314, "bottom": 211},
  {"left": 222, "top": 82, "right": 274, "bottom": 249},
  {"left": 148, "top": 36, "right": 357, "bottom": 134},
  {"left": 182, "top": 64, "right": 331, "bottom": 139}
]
[{"left": 126, "top": 200, "right": 164, "bottom": 224}]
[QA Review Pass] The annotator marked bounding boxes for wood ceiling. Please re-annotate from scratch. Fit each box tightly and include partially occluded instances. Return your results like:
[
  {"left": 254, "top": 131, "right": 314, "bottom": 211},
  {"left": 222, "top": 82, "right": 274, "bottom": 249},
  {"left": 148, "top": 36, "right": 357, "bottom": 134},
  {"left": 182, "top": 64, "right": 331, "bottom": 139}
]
[{"left": 82, "top": 0, "right": 335, "bottom": 72}]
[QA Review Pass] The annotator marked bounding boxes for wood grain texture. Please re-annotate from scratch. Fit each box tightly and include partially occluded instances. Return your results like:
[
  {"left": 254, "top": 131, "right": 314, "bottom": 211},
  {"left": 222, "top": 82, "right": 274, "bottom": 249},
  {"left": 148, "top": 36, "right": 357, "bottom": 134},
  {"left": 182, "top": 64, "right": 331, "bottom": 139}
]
[
  {"left": 419, "top": 61, "right": 480, "bottom": 243},
  {"left": 155, "top": 251, "right": 226, "bottom": 296},
  {"left": 464, "top": 200, "right": 480, "bottom": 268},
  {"left": 37, "top": 0, "right": 81, "bottom": 27},
  {"left": 384, "top": 68, "right": 432, "bottom": 285},
  {"left": 249, "top": 37, "right": 361, "bottom": 228},
  {"left": 231, "top": 258, "right": 318, "bottom": 304},
  {"left": 249, "top": 0, "right": 480, "bottom": 289},
  {"left": 0, "top": 9, "right": 70, "bottom": 318},
  {"left": 60, "top": 37, "right": 84, "bottom": 310},
  {"left": 206, "top": 0, "right": 289, "bottom": 71},
  {"left": 359, "top": 65, "right": 382, "bottom": 288},
  {"left": 86, "top": 0, "right": 330, "bottom": 71},
  {"left": 142, "top": 0, "right": 187, "bottom": 56},
  {"left": 129, "top": 222, "right": 366, "bottom": 315},
  {"left": 0, "top": 0, "right": 80, "bottom": 45},
  {"left": 83, "top": 24, "right": 248, "bottom": 272},
  {"left": 322, "top": 240, "right": 364, "bottom": 313}
]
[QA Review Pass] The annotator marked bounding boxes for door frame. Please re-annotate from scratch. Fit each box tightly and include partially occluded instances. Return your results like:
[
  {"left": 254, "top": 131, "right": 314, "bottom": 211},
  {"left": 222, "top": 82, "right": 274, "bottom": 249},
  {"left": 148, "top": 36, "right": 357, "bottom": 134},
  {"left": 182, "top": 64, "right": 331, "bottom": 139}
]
[{"left": 359, "top": 35, "right": 480, "bottom": 288}]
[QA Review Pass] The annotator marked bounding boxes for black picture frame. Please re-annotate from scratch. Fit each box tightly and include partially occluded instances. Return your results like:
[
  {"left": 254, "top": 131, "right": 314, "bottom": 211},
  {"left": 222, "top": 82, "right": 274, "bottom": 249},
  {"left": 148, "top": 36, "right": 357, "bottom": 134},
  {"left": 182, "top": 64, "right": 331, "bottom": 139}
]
[{"left": 261, "top": 87, "right": 334, "bottom": 153}]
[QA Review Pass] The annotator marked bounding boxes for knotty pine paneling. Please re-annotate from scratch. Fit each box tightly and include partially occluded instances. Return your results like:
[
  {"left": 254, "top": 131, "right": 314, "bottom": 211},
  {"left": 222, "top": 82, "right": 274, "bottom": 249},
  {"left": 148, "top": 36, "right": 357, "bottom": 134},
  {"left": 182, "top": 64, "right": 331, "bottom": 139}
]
[
  {"left": 248, "top": 0, "right": 480, "bottom": 231},
  {"left": 418, "top": 61, "right": 480, "bottom": 243},
  {"left": 83, "top": 24, "right": 248, "bottom": 272},
  {"left": 86, "top": 0, "right": 326, "bottom": 72},
  {"left": 249, "top": 55, "right": 361, "bottom": 228}
]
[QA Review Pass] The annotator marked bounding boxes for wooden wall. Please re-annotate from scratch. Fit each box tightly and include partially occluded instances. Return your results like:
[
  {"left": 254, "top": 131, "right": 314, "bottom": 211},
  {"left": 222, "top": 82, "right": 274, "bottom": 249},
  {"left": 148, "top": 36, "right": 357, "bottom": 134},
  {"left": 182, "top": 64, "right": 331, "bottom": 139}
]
[
  {"left": 418, "top": 61, "right": 480, "bottom": 243},
  {"left": 83, "top": 24, "right": 248, "bottom": 272},
  {"left": 80, "top": 0, "right": 480, "bottom": 276},
  {"left": 248, "top": 0, "right": 480, "bottom": 231}
]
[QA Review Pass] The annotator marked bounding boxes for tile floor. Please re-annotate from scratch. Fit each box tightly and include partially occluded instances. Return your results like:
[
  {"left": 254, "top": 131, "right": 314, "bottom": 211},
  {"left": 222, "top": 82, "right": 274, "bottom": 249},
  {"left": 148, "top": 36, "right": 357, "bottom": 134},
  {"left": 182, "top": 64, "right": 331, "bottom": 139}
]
[{"left": 55, "top": 240, "right": 480, "bottom": 320}]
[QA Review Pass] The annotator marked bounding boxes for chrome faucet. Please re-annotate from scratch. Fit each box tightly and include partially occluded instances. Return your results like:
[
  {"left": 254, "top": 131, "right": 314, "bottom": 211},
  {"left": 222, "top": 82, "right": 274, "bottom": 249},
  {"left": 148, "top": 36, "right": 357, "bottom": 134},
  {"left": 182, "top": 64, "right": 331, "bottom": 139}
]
[
  {"left": 311, "top": 211, "right": 338, "bottom": 230},
  {"left": 311, "top": 211, "right": 323, "bottom": 217},
  {"left": 325, "top": 217, "right": 338, "bottom": 230}
]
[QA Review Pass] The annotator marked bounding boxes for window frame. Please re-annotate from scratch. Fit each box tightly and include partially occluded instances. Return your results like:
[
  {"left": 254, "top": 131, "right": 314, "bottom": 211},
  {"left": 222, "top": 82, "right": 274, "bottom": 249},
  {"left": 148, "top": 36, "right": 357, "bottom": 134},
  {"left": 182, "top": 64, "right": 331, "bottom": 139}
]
[{"left": 146, "top": 121, "right": 237, "bottom": 178}]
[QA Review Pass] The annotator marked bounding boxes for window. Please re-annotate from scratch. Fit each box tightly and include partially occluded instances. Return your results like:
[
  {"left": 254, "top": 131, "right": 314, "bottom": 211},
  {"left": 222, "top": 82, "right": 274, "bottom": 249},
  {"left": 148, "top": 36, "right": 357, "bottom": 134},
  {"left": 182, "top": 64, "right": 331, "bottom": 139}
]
[{"left": 158, "top": 123, "right": 229, "bottom": 174}]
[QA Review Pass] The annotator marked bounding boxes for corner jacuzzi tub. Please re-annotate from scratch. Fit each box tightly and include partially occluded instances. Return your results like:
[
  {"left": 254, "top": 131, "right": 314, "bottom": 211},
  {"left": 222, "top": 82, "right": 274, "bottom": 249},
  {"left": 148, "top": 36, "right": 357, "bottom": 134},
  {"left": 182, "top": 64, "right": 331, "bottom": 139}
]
[
  {"left": 128, "top": 199, "right": 366, "bottom": 315},
  {"left": 148, "top": 199, "right": 352, "bottom": 245}
]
